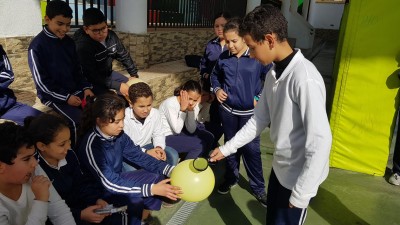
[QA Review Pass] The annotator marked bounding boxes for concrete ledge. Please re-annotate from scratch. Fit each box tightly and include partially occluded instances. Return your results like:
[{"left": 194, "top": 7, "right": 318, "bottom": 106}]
[
  {"left": 120, "top": 59, "right": 199, "bottom": 107},
  {"left": 15, "top": 59, "right": 199, "bottom": 111}
]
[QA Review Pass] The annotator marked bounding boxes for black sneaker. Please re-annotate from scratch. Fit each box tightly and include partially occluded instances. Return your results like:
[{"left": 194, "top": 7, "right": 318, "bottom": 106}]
[
  {"left": 254, "top": 191, "right": 268, "bottom": 208},
  {"left": 217, "top": 182, "right": 237, "bottom": 194}
]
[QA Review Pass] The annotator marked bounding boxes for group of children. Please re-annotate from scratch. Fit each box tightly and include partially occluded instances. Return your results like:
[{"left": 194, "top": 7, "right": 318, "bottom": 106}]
[
  {"left": 0, "top": 1, "right": 335, "bottom": 225},
  {"left": 198, "top": 11, "right": 271, "bottom": 207},
  {"left": 1, "top": 1, "right": 198, "bottom": 225}
]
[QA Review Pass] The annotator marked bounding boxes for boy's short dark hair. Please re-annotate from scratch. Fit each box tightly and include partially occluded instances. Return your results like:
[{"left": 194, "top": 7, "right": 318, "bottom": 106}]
[
  {"left": 128, "top": 82, "right": 153, "bottom": 104},
  {"left": 83, "top": 8, "right": 106, "bottom": 26},
  {"left": 223, "top": 17, "right": 242, "bottom": 34},
  {"left": 46, "top": 0, "right": 73, "bottom": 19},
  {"left": 0, "top": 122, "right": 32, "bottom": 165},
  {"left": 239, "top": 4, "right": 288, "bottom": 42}
]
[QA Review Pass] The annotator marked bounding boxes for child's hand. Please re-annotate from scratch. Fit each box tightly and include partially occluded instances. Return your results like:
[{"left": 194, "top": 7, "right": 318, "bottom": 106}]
[
  {"left": 84, "top": 89, "right": 95, "bottom": 98},
  {"left": 151, "top": 179, "right": 182, "bottom": 200},
  {"left": 31, "top": 175, "right": 51, "bottom": 202},
  {"left": 209, "top": 147, "right": 226, "bottom": 162},
  {"left": 216, "top": 89, "right": 228, "bottom": 103},
  {"left": 187, "top": 101, "right": 198, "bottom": 111},
  {"left": 120, "top": 83, "right": 130, "bottom": 97},
  {"left": 180, "top": 90, "right": 189, "bottom": 111},
  {"left": 147, "top": 148, "right": 166, "bottom": 161},
  {"left": 67, "top": 95, "right": 82, "bottom": 107},
  {"left": 81, "top": 205, "right": 107, "bottom": 223},
  {"left": 95, "top": 199, "right": 109, "bottom": 208}
]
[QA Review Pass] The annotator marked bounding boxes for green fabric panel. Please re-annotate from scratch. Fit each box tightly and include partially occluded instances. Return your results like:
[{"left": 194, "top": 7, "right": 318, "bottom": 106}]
[
  {"left": 41, "top": 0, "right": 47, "bottom": 25},
  {"left": 329, "top": 0, "right": 400, "bottom": 176}
]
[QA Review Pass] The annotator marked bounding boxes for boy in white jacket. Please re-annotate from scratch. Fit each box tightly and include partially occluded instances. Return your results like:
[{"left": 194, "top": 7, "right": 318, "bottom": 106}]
[
  {"left": 0, "top": 122, "right": 75, "bottom": 225},
  {"left": 210, "top": 5, "right": 332, "bottom": 225}
]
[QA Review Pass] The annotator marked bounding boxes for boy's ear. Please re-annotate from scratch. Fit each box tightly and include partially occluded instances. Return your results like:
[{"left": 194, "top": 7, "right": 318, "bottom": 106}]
[
  {"left": 44, "top": 15, "right": 50, "bottom": 24},
  {"left": 0, "top": 162, "right": 6, "bottom": 174},
  {"left": 83, "top": 26, "right": 90, "bottom": 34},
  {"left": 264, "top": 34, "right": 275, "bottom": 49}
]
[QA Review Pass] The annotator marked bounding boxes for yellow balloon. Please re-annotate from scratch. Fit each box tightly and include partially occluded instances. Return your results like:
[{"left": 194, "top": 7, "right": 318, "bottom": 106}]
[{"left": 170, "top": 158, "right": 215, "bottom": 202}]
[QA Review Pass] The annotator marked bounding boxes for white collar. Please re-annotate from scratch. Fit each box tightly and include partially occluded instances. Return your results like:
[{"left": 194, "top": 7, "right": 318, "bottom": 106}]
[{"left": 39, "top": 153, "right": 68, "bottom": 170}]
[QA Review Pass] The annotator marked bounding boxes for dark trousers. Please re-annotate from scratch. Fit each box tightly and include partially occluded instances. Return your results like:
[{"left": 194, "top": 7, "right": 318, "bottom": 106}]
[
  {"left": 165, "top": 125, "right": 214, "bottom": 160},
  {"left": 267, "top": 169, "right": 307, "bottom": 225},
  {"left": 102, "top": 170, "right": 164, "bottom": 225},
  {"left": 219, "top": 105, "right": 265, "bottom": 195},
  {"left": 0, "top": 102, "right": 42, "bottom": 125},
  {"left": 49, "top": 102, "right": 82, "bottom": 147},
  {"left": 393, "top": 110, "right": 400, "bottom": 174},
  {"left": 92, "top": 71, "right": 128, "bottom": 96},
  {"left": 204, "top": 99, "right": 223, "bottom": 148}
]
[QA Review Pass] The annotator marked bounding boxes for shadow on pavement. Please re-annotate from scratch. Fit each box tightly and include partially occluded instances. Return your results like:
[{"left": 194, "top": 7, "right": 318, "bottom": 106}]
[{"left": 310, "top": 187, "right": 370, "bottom": 225}]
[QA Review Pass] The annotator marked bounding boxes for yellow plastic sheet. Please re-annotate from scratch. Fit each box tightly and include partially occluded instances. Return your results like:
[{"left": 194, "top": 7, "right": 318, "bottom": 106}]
[
  {"left": 41, "top": 0, "right": 47, "bottom": 25},
  {"left": 329, "top": 0, "right": 400, "bottom": 175}
]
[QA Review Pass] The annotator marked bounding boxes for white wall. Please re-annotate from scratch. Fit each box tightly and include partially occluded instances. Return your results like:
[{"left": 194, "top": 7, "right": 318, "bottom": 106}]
[
  {"left": 0, "top": 0, "right": 42, "bottom": 37},
  {"left": 308, "top": 1, "right": 345, "bottom": 29},
  {"left": 246, "top": 0, "right": 261, "bottom": 13},
  {"left": 115, "top": 0, "right": 147, "bottom": 34}
]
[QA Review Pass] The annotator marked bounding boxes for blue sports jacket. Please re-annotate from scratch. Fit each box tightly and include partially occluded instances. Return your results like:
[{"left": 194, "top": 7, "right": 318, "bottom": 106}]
[
  {"left": 211, "top": 49, "right": 271, "bottom": 115},
  {"left": 38, "top": 150, "right": 96, "bottom": 223},
  {"left": 0, "top": 45, "right": 16, "bottom": 113},
  {"left": 200, "top": 37, "right": 227, "bottom": 78},
  {"left": 28, "top": 27, "right": 92, "bottom": 106},
  {"left": 77, "top": 127, "right": 174, "bottom": 198}
]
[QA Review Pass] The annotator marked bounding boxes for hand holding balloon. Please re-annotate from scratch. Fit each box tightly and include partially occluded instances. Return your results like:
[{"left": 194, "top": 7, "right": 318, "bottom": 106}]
[
  {"left": 209, "top": 147, "right": 226, "bottom": 163},
  {"left": 170, "top": 158, "right": 215, "bottom": 202},
  {"left": 151, "top": 178, "right": 182, "bottom": 201}
]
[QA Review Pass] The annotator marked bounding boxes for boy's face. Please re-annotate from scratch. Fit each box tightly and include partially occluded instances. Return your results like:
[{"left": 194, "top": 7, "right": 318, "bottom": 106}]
[
  {"left": 244, "top": 34, "right": 274, "bottom": 65},
  {"left": 0, "top": 145, "right": 37, "bottom": 185},
  {"left": 224, "top": 30, "right": 247, "bottom": 55},
  {"left": 130, "top": 96, "right": 153, "bottom": 120},
  {"left": 45, "top": 15, "right": 71, "bottom": 39},
  {"left": 37, "top": 127, "right": 71, "bottom": 166},
  {"left": 98, "top": 109, "right": 124, "bottom": 137},
  {"left": 84, "top": 22, "right": 108, "bottom": 43}
]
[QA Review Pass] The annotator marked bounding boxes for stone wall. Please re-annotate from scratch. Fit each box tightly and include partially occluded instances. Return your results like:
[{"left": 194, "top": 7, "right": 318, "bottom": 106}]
[
  {"left": 1, "top": 29, "right": 212, "bottom": 92},
  {"left": 1, "top": 29, "right": 210, "bottom": 108},
  {"left": 147, "top": 30, "right": 214, "bottom": 66},
  {"left": 114, "top": 29, "right": 214, "bottom": 69}
]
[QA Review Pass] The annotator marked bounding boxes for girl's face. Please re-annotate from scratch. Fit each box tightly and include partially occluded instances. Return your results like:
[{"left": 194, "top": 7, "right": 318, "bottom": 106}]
[
  {"left": 0, "top": 145, "right": 38, "bottom": 185},
  {"left": 224, "top": 30, "right": 247, "bottom": 55},
  {"left": 37, "top": 127, "right": 71, "bottom": 166},
  {"left": 187, "top": 90, "right": 201, "bottom": 111},
  {"left": 214, "top": 16, "right": 228, "bottom": 39},
  {"left": 98, "top": 109, "right": 125, "bottom": 137},
  {"left": 130, "top": 96, "right": 153, "bottom": 120}
]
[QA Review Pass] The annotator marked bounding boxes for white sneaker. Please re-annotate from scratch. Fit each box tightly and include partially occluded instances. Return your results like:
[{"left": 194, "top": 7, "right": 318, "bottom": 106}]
[{"left": 389, "top": 173, "right": 400, "bottom": 186}]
